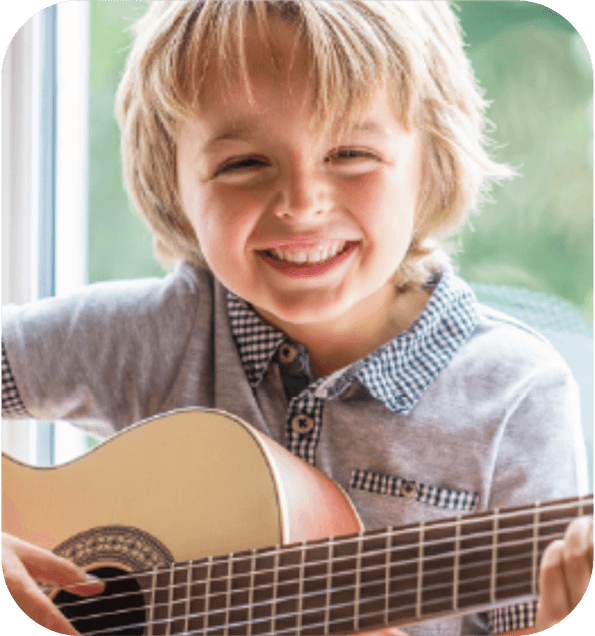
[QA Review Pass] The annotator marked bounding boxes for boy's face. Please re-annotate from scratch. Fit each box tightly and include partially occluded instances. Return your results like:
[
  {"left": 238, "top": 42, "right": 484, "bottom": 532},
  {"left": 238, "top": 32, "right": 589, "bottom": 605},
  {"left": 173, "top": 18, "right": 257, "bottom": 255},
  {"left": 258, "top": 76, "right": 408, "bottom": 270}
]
[{"left": 176, "top": 31, "right": 423, "bottom": 335}]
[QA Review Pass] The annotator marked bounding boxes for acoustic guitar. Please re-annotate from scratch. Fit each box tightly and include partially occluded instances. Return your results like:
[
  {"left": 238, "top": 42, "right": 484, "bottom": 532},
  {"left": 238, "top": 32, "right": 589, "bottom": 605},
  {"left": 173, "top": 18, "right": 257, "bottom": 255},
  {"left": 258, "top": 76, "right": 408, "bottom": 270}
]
[{"left": 2, "top": 408, "right": 592, "bottom": 635}]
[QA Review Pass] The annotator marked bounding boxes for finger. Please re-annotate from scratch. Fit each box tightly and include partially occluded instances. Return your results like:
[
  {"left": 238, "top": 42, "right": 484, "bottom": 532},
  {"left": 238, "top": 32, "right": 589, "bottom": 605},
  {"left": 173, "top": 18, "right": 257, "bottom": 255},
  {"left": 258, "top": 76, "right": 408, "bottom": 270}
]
[
  {"left": 536, "top": 539, "right": 569, "bottom": 630},
  {"left": 561, "top": 517, "right": 594, "bottom": 608},
  {"left": 64, "top": 574, "right": 105, "bottom": 597},
  {"left": 4, "top": 544, "right": 81, "bottom": 635},
  {"left": 8, "top": 535, "right": 103, "bottom": 594}
]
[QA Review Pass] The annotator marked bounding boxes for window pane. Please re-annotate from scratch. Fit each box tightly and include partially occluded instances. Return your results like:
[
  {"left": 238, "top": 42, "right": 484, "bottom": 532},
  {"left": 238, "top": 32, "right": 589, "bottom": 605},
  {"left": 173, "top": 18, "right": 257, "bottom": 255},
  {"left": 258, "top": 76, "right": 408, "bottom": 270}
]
[{"left": 88, "top": 0, "right": 165, "bottom": 283}]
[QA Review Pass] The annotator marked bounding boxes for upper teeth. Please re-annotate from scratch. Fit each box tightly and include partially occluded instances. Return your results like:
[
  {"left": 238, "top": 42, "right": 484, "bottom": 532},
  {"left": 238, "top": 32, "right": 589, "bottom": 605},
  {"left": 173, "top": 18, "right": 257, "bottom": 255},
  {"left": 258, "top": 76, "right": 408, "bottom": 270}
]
[{"left": 268, "top": 241, "right": 347, "bottom": 264}]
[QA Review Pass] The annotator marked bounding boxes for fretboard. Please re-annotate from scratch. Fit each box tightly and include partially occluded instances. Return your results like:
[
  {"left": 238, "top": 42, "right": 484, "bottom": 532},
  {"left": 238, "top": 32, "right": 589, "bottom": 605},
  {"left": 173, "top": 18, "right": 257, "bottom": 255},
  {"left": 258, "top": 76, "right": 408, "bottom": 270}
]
[{"left": 59, "top": 494, "right": 593, "bottom": 636}]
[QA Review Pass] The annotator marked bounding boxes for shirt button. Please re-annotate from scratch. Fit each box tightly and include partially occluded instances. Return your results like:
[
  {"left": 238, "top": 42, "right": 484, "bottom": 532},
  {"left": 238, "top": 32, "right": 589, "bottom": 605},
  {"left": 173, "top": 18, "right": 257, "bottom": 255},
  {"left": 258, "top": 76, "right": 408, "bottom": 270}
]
[
  {"left": 279, "top": 342, "right": 298, "bottom": 365},
  {"left": 400, "top": 481, "right": 417, "bottom": 498},
  {"left": 291, "top": 414, "right": 314, "bottom": 434}
]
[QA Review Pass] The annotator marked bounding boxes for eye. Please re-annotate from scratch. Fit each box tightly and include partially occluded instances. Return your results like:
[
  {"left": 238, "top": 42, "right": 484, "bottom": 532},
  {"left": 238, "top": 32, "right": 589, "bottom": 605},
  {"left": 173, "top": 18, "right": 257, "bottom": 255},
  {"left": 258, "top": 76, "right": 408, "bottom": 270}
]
[
  {"left": 326, "top": 148, "right": 380, "bottom": 162},
  {"left": 213, "top": 156, "right": 270, "bottom": 177}
]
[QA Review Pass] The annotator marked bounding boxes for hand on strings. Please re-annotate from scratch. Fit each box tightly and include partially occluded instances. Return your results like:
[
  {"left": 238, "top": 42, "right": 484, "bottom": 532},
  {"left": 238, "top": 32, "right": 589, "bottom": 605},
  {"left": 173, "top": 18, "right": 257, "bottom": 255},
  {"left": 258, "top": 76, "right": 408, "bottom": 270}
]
[
  {"left": 2, "top": 533, "right": 104, "bottom": 635},
  {"left": 534, "top": 516, "right": 593, "bottom": 631}
]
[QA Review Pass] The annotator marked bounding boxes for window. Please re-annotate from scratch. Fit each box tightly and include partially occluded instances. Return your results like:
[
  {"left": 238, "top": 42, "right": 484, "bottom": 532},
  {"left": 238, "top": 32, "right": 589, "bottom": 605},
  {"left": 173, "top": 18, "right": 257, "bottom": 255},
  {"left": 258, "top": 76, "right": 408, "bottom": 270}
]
[{"left": 2, "top": 2, "right": 90, "bottom": 464}]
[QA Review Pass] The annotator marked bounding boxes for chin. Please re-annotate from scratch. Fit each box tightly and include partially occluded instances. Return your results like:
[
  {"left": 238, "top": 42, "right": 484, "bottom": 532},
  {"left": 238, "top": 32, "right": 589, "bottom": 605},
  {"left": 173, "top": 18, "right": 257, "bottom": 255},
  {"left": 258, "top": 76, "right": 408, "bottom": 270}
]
[{"left": 260, "top": 293, "right": 353, "bottom": 327}]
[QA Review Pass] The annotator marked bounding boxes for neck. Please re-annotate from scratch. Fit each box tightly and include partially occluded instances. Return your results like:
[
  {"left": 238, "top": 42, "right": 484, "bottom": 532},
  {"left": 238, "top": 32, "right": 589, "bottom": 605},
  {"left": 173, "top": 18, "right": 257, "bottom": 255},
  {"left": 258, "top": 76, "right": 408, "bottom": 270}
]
[{"left": 260, "top": 285, "right": 430, "bottom": 379}]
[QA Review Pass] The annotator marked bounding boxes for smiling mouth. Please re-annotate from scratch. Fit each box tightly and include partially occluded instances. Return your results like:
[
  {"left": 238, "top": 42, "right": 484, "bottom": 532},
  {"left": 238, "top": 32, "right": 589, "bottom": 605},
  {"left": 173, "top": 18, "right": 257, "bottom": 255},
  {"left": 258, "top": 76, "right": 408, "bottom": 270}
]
[
  {"left": 261, "top": 241, "right": 353, "bottom": 265},
  {"left": 257, "top": 241, "right": 358, "bottom": 277}
]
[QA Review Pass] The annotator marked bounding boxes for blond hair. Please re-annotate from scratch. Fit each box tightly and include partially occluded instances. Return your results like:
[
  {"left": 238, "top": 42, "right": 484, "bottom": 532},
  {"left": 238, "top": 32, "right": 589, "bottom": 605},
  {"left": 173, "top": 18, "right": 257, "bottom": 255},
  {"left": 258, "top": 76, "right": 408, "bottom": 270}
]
[{"left": 116, "top": 0, "right": 514, "bottom": 289}]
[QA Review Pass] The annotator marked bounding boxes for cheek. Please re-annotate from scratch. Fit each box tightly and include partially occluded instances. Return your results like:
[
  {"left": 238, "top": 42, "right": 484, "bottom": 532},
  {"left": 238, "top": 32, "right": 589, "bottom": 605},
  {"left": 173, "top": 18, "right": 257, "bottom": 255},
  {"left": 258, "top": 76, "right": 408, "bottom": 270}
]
[
  {"left": 344, "top": 172, "right": 413, "bottom": 234},
  {"left": 340, "top": 173, "right": 383, "bottom": 217},
  {"left": 191, "top": 187, "right": 263, "bottom": 262},
  {"left": 346, "top": 173, "right": 416, "bottom": 280}
]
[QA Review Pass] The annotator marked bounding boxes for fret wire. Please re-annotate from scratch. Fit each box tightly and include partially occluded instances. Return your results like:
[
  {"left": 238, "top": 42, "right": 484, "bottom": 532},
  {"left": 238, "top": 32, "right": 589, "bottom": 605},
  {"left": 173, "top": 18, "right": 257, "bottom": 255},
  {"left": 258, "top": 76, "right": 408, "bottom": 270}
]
[
  {"left": 224, "top": 553, "right": 234, "bottom": 636},
  {"left": 165, "top": 561, "right": 175, "bottom": 636},
  {"left": 184, "top": 561, "right": 192, "bottom": 636},
  {"left": 271, "top": 547, "right": 280, "bottom": 634},
  {"left": 416, "top": 521, "right": 424, "bottom": 619},
  {"left": 384, "top": 526, "right": 392, "bottom": 626},
  {"left": 56, "top": 501, "right": 592, "bottom": 601},
  {"left": 354, "top": 531, "right": 364, "bottom": 632},
  {"left": 203, "top": 556, "right": 213, "bottom": 636},
  {"left": 532, "top": 502, "right": 540, "bottom": 595},
  {"left": 147, "top": 568, "right": 157, "bottom": 636},
  {"left": 247, "top": 549, "right": 256, "bottom": 636},
  {"left": 491, "top": 508, "right": 499, "bottom": 604},
  {"left": 296, "top": 542, "right": 306, "bottom": 635},
  {"left": 83, "top": 568, "right": 541, "bottom": 636},
  {"left": 324, "top": 537, "right": 334, "bottom": 633},
  {"left": 56, "top": 520, "right": 572, "bottom": 620},
  {"left": 453, "top": 518, "right": 461, "bottom": 611}
]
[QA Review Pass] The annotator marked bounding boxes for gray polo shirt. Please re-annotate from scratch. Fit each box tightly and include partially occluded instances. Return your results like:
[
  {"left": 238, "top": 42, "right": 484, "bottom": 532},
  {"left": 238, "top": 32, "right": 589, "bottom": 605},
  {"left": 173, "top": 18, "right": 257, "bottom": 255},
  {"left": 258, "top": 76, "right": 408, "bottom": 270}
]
[{"left": 2, "top": 262, "right": 587, "bottom": 635}]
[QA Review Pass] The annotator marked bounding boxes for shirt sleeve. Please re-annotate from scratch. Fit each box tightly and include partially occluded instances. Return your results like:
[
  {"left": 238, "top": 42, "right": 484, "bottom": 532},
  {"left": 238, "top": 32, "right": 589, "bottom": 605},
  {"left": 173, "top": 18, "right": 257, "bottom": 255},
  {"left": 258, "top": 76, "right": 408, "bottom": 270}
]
[
  {"left": 484, "top": 353, "right": 588, "bottom": 633},
  {"left": 1, "top": 268, "right": 202, "bottom": 434},
  {"left": 2, "top": 341, "right": 30, "bottom": 417},
  {"left": 488, "top": 600, "right": 538, "bottom": 634}
]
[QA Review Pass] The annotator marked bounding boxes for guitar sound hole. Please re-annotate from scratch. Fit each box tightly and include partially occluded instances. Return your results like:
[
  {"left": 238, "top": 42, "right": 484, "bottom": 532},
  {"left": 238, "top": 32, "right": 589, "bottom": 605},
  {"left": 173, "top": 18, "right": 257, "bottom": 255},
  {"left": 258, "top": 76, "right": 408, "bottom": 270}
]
[{"left": 54, "top": 566, "right": 145, "bottom": 636}]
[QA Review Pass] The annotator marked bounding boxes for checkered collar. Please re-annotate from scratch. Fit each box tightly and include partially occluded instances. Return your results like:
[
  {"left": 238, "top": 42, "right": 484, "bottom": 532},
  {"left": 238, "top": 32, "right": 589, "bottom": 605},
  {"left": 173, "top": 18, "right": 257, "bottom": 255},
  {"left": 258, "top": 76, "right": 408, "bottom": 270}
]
[{"left": 226, "top": 265, "right": 479, "bottom": 414}]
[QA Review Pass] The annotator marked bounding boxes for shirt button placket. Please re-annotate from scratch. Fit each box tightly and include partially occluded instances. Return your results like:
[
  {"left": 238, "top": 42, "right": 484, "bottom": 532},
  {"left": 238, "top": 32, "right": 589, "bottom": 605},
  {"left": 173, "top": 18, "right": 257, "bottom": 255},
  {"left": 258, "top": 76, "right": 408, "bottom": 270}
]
[
  {"left": 279, "top": 342, "right": 298, "bottom": 365},
  {"left": 400, "top": 481, "right": 418, "bottom": 498},
  {"left": 291, "top": 413, "right": 314, "bottom": 434}
]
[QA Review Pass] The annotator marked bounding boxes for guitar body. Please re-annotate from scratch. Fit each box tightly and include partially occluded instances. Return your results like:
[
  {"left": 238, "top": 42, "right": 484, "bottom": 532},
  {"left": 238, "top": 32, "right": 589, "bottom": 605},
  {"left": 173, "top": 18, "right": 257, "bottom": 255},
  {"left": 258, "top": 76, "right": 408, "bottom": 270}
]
[
  {"left": 3, "top": 408, "right": 362, "bottom": 562},
  {"left": 3, "top": 408, "right": 363, "bottom": 635}
]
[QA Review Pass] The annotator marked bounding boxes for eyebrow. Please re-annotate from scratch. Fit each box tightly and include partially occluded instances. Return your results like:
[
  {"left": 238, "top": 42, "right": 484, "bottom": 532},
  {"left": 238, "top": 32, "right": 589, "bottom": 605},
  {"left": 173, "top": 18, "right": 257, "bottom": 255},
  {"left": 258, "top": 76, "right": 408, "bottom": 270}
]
[
  {"left": 201, "top": 117, "right": 392, "bottom": 154},
  {"left": 346, "top": 120, "right": 390, "bottom": 136},
  {"left": 202, "top": 119, "right": 261, "bottom": 152}
]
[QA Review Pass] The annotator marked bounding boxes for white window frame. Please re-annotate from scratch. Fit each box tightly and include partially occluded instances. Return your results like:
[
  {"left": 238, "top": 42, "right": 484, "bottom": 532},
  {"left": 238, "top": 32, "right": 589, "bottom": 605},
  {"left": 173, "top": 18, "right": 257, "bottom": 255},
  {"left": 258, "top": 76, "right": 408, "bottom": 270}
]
[{"left": 2, "top": 2, "right": 90, "bottom": 464}]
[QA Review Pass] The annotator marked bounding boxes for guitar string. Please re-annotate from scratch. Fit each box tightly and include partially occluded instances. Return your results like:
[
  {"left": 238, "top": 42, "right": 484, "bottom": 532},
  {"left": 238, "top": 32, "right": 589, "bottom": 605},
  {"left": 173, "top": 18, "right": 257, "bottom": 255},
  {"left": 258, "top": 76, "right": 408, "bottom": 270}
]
[
  {"left": 66, "top": 495, "right": 591, "bottom": 594},
  {"left": 54, "top": 512, "right": 578, "bottom": 612},
  {"left": 58, "top": 495, "right": 590, "bottom": 596},
  {"left": 57, "top": 497, "right": 590, "bottom": 595},
  {"left": 60, "top": 495, "right": 593, "bottom": 587},
  {"left": 58, "top": 552, "right": 540, "bottom": 627},
  {"left": 54, "top": 525, "right": 558, "bottom": 617},
  {"left": 53, "top": 515, "right": 577, "bottom": 617},
  {"left": 60, "top": 502, "right": 592, "bottom": 632},
  {"left": 79, "top": 573, "right": 539, "bottom": 636},
  {"left": 57, "top": 528, "right": 572, "bottom": 620},
  {"left": 54, "top": 502, "right": 584, "bottom": 632}
]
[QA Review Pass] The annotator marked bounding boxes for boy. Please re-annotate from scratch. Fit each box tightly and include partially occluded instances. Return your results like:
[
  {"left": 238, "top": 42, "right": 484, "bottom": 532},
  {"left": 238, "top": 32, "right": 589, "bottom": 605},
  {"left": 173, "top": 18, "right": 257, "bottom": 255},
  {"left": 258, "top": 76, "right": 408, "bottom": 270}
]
[{"left": 2, "top": 1, "right": 592, "bottom": 635}]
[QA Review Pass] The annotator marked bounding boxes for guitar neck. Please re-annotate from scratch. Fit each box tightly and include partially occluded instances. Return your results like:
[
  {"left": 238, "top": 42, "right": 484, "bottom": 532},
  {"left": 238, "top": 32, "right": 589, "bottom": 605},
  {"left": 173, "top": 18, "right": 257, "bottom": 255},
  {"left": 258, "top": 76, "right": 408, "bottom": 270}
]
[{"left": 117, "top": 494, "right": 592, "bottom": 635}]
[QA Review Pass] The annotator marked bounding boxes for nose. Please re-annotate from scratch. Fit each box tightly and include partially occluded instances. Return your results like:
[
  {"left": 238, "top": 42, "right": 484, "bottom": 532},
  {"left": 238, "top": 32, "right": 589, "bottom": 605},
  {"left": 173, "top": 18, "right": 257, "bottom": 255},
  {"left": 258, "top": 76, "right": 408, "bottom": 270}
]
[{"left": 273, "top": 164, "right": 331, "bottom": 221}]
